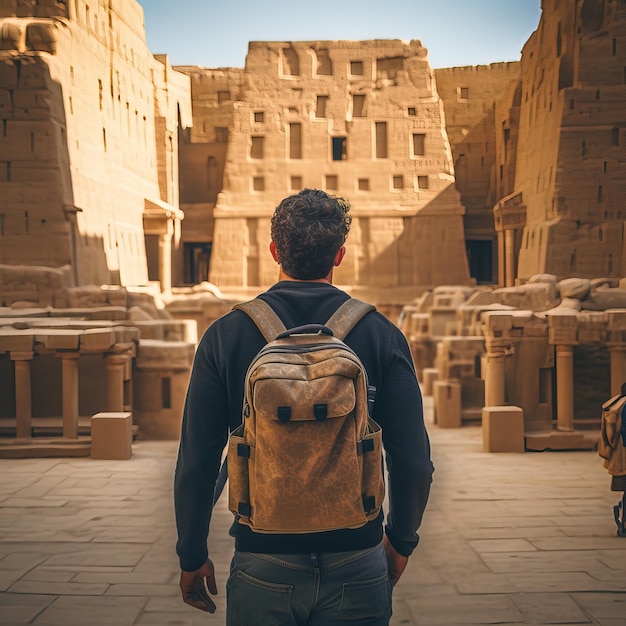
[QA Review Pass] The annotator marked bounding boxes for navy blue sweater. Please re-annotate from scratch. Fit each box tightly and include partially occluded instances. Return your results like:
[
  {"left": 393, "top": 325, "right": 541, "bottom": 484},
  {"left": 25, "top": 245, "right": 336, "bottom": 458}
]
[{"left": 175, "top": 281, "right": 434, "bottom": 572}]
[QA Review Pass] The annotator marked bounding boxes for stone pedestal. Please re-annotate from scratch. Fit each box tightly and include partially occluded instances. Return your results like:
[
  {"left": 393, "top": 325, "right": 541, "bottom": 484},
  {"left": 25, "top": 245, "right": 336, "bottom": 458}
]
[
  {"left": 91, "top": 412, "right": 133, "bottom": 460},
  {"left": 421, "top": 368, "right": 439, "bottom": 397},
  {"left": 433, "top": 380, "right": 462, "bottom": 428},
  {"left": 482, "top": 406, "right": 525, "bottom": 452}
]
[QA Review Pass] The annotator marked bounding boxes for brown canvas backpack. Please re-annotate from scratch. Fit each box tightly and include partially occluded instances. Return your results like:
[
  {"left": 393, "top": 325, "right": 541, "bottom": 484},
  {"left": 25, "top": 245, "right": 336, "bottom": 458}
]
[{"left": 227, "top": 297, "right": 385, "bottom": 534}]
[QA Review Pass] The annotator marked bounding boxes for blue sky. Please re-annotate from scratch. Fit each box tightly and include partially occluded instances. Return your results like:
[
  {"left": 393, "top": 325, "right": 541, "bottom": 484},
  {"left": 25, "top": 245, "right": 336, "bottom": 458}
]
[{"left": 140, "top": 0, "right": 542, "bottom": 70}]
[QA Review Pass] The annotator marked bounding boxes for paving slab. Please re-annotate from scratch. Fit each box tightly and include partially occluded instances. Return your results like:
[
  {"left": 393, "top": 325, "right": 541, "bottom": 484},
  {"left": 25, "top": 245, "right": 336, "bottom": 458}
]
[{"left": 1, "top": 399, "right": 626, "bottom": 624}]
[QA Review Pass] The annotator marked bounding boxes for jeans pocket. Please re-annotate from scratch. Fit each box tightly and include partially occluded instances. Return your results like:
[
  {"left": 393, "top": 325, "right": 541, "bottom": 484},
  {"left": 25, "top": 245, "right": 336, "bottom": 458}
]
[
  {"left": 227, "top": 569, "right": 293, "bottom": 626},
  {"left": 339, "top": 572, "right": 392, "bottom": 620}
]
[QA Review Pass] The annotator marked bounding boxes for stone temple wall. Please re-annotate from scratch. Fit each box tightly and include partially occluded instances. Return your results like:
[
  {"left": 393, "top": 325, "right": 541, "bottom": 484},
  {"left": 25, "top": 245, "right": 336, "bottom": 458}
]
[
  {"left": 193, "top": 39, "right": 471, "bottom": 300},
  {"left": 0, "top": 0, "right": 191, "bottom": 288},
  {"left": 504, "top": 0, "right": 626, "bottom": 281},
  {"left": 435, "top": 62, "right": 521, "bottom": 283}
]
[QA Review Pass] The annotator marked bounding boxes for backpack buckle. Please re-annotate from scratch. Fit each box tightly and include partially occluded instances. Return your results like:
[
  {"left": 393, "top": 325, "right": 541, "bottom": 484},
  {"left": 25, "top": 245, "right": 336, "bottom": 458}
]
[
  {"left": 277, "top": 406, "right": 291, "bottom": 423},
  {"left": 314, "top": 404, "right": 327, "bottom": 422}
]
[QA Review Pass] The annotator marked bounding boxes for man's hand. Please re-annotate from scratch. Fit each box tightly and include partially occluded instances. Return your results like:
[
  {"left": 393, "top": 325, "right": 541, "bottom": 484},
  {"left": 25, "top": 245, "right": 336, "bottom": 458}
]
[
  {"left": 383, "top": 534, "right": 409, "bottom": 586},
  {"left": 180, "top": 559, "right": 218, "bottom": 613}
]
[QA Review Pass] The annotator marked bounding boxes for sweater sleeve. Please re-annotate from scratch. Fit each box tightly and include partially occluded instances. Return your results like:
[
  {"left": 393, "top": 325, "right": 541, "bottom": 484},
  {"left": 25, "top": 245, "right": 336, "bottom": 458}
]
[
  {"left": 174, "top": 326, "right": 229, "bottom": 571},
  {"left": 375, "top": 327, "right": 434, "bottom": 557}
]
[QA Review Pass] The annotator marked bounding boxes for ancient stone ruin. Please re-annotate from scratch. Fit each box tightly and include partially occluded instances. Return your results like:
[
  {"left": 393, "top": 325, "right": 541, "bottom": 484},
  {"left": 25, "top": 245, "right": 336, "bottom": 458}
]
[{"left": 0, "top": 0, "right": 625, "bottom": 456}]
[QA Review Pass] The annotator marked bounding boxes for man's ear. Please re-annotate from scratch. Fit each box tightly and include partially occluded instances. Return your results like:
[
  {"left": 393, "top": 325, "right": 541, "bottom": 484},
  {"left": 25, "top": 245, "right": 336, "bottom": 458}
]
[
  {"left": 270, "top": 241, "right": 279, "bottom": 263},
  {"left": 334, "top": 246, "right": 346, "bottom": 267}
]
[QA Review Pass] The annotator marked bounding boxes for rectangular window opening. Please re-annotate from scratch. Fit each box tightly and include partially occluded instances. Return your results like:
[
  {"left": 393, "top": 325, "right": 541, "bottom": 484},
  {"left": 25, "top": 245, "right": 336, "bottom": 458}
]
[
  {"left": 289, "top": 123, "right": 302, "bottom": 159},
  {"left": 352, "top": 94, "right": 365, "bottom": 117},
  {"left": 332, "top": 137, "right": 347, "bottom": 161},
  {"left": 253, "top": 176, "right": 265, "bottom": 191},
  {"left": 254, "top": 111, "right": 265, "bottom": 123},
  {"left": 350, "top": 60, "right": 363, "bottom": 76},
  {"left": 290, "top": 175, "right": 302, "bottom": 190},
  {"left": 325, "top": 174, "right": 338, "bottom": 190},
  {"left": 412, "top": 133, "right": 425, "bottom": 156},
  {"left": 250, "top": 136, "right": 264, "bottom": 159},
  {"left": 375, "top": 122, "right": 387, "bottom": 158},
  {"left": 358, "top": 178, "right": 370, "bottom": 191},
  {"left": 418, "top": 175, "right": 429, "bottom": 190},
  {"left": 316, "top": 95, "right": 329, "bottom": 118},
  {"left": 392, "top": 175, "right": 404, "bottom": 189}
]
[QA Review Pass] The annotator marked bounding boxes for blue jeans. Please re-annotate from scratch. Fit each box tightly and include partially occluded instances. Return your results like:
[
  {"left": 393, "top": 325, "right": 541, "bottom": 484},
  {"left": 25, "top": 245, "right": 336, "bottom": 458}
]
[{"left": 226, "top": 543, "right": 392, "bottom": 625}]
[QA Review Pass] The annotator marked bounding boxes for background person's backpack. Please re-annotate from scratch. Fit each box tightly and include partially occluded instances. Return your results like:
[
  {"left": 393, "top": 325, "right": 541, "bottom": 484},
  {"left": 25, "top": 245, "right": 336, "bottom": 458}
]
[{"left": 227, "top": 297, "right": 385, "bottom": 534}]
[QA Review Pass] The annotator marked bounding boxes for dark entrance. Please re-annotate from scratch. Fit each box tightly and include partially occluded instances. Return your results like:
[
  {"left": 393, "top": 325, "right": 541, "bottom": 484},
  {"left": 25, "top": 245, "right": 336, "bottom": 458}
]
[
  {"left": 184, "top": 242, "right": 212, "bottom": 284},
  {"left": 466, "top": 240, "right": 494, "bottom": 285}
]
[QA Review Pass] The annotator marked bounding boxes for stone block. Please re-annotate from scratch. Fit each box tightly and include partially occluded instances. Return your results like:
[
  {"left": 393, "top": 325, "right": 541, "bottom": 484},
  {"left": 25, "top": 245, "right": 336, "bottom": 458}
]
[
  {"left": 0, "top": 330, "right": 34, "bottom": 352},
  {"left": 35, "top": 329, "right": 80, "bottom": 350},
  {"left": 558, "top": 278, "right": 591, "bottom": 300},
  {"left": 494, "top": 282, "right": 559, "bottom": 312},
  {"left": 91, "top": 412, "right": 133, "bottom": 460},
  {"left": 482, "top": 406, "right": 525, "bottom": 453},
  {"left": 583, "top": 289, "right": 626, "bottom": 311},
  {"left": 433, "top": 380, "right": 462, "bottom": 428},
  {"left": 80, "top": 328, "right": 116, "bottom": 351},
  {"left": 421, "top": 367, "right": 439, "bottom": 396}
]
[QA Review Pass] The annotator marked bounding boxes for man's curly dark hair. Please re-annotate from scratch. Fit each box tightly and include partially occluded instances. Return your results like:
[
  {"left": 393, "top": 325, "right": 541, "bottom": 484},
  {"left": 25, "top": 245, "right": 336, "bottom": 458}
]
[{"left": 271, "top": 189, "right": 352, "bottom": 280}]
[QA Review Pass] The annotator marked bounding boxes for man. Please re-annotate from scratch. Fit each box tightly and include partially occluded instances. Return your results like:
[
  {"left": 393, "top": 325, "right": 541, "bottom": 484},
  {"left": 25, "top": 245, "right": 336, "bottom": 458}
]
[{"left": 175, "top": 188, "right": 433, "bottom": 624}]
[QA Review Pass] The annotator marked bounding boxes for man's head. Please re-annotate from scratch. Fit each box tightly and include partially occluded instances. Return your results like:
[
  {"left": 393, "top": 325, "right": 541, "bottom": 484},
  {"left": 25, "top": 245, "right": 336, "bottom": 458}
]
[{"left": 270, "top": 188, "right": 352, "bottom": 280}]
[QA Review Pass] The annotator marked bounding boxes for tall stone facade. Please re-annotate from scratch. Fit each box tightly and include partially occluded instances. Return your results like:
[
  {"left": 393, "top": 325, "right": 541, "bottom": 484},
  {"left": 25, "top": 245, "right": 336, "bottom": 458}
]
[
  {"left": 178, "top": 40, "right": 472, "bottom": 300},
  {"left": 493, "top": 0, "right": 626, "bottom": 283},
  {"left": 175, "top": 65, "right": 244, "bottom": 285},
  {"left": 0, "top": 0, "right": 192, "bottom": 290},
  {"left": 435, "top": 63, "right": 521, "bottom": 284}
]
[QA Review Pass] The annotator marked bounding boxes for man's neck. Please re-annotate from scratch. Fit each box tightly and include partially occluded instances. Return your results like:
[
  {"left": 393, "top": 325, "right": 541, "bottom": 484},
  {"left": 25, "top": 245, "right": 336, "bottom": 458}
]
[{"left": 278, "top": 268, "right": 333, "bottom": 284}]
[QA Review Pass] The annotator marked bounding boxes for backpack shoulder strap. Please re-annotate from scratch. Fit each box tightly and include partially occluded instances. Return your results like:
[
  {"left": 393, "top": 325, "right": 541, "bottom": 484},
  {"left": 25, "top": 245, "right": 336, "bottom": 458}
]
[
  {"left": 325, "top": 298, "right": 375, "bottom": 341},
  {"left": 233, "top": 299, "right": 286, "bottom": 343},
  {"left": 603, "top": 393, "right": 626, "bottom": 411}
]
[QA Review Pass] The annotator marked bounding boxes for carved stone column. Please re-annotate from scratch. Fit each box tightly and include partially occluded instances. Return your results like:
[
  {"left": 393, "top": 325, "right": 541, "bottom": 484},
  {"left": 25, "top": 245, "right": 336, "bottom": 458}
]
[
  {"left": 59, "top": 351, "right": 80, "bottom": 439},
  {"left": 555, "top": 344, "right": 574, "bottom": 432},
  {"left": 497, "top": 230, "right": 505, "bottom": 287},
  {"left": 609, "top": 344, "right": 626, "bottom": 396},
  {"left": 485, "top": 339, "right": 507, "bottom": 407},
  {"left": 505, "top": 229, "right": 515, "bottom": 288},
  {"left": 548, "top": 313, "right": 578, "bottom": 433},
  {"left": 105, "top": 353, "right": 127, "bottom": 413},
  {"left": 11, "top": 351, "right": 34, "bottom": 439},
  {"left": 482, "top": 312, "right": 514, "bottom": 408},
  {"left": 158, "top": 230, "right": 172, "bottom": 294},
  {"left": 607, "top": 311, "right": 626, "bottom": 396}
]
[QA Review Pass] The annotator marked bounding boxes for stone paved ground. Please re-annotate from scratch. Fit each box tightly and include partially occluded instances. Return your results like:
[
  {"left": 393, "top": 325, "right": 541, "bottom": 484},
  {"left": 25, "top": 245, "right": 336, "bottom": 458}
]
[{"left": 1, "top": 399, "right": 626, "bottom": 625}]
